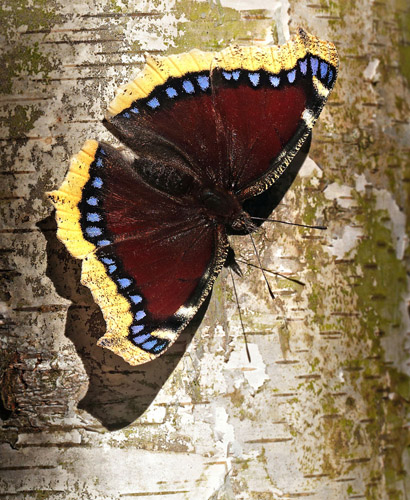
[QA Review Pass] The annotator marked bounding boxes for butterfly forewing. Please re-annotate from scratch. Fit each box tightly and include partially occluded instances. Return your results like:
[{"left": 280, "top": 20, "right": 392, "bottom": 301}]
[{"left": 208, "top": 31, "right": 338, "bottom": 200}]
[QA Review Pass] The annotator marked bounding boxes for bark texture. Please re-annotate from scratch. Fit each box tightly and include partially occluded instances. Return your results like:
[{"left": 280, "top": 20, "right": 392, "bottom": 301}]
[{"left": 1, "top": 0, "right": 409, "bottom": 499}]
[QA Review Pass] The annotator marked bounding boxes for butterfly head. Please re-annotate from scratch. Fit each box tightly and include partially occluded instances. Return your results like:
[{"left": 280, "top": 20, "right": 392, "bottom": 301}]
[{"left": 200, "top": 186, "right": 256, "bottom": 233}]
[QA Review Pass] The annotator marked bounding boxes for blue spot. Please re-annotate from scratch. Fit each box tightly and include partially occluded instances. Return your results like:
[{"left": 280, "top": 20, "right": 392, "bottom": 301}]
[
  {"left": 130, "top": 107, "right": 139, "bottom": 114},
  {"left": 153, "top": 341, "right": 168, "bottom": 353},
  {"left": 99, "top": 148, "right": 106, "bottom": 156},
  {"left": 135, "top": 310, "right": 146, "bottom": 321},
  {"left": 269, "top": 75, "right": 280, "bottom": 87},
  {"left": 101, "top": 257, "right": 114, "bottom": 265},
  {"left": 97, "top": 239, "right": 110, "bottom": 247},
  {"left": 130, "top": 295, "right": 142, "bottom": 305},
  {"left": 299, "top": 59, "right": 307, "bottom": 75},
  {"left": 131, "top": 326, "right": 146, "bottom": 336},
  {"left": 86, "top": 213, "right": 100, "bottom": 222},
  {"left": 166, "top": 87, "right": 177, "bottom": 98},
  {"left": 92, "top": 177, "right": 103, "bottom": 189},
  {"left": 131, "top": 332, "right": 150, "bottom": 344},
  {"left": 142, "top": 339, "right": 158, "bottom": 350},
  {"left": 310, "top": 57, "right": 319, "bottom": 76},
  {"left": 108, "top": 264, "right": 117, "bottom": 274},
  {"left": 147, "top": 97, "right": 160, "bottom": 109},
  {"left": 96, "top": 158, "right": 103, "bottom": 168},
  {"left": 182, "top": 80, "right": 195, "bottom": 94},
  {"left": 222, "top": 71, "right": 232, "bottom": 80},
  {"left": 327, "top": 68, "right": 334, "bottom": 85},
  {"left": 86, "top": 226, "right": 102, "bottom": 237},
  {"left": 87, "top": 197, "right": 98, "bottom": 206},
  {"left": 287, "top": 69, "right": 296, "bottom": 83},
  {"left": 248, "top": 72, "right": 260, "bottom": 87},
  {"left": 232, "top": 70, "right": 240, "bottom": 80},
  {"left": 123, "top": 112, "right": 130, "bottom": 119},
  {"left": 320, "top": 61, "right": 328, "bottom": 79},
  {"left": 197, "top": 75, "right": 210, "bottom": 90},
  {"left": 118, "top": 278, "right": 131, "bottom": 289}
]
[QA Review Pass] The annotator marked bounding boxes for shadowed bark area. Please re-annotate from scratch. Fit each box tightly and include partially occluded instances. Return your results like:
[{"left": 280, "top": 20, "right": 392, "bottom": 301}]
[{"left": 1, "top": 0, "right": 408, "bottom": 499}]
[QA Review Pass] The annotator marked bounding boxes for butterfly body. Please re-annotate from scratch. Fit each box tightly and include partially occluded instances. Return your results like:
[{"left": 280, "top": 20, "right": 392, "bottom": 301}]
[{"left": 48, "top": 29, "right": 339, "bottom": 366}]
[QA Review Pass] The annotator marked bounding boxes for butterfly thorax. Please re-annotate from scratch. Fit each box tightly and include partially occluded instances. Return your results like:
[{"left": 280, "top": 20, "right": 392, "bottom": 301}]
[{"left": 200, "top": 186, "right": 255, "bottom": 232}]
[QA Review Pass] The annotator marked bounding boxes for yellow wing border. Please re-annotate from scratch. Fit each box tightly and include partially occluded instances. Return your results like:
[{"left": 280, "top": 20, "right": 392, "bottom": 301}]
[{"left": 108, "top": 28, "right": 338, "bottom": 117}]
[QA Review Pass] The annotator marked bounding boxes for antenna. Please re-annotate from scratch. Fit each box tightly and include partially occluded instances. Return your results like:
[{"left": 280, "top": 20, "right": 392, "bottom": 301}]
[
  {"left": 250, "top": 216, "right": 327, "bottom": 230},
  {"left": 236, "top": 258, "right": 305, "bottom": 286}
]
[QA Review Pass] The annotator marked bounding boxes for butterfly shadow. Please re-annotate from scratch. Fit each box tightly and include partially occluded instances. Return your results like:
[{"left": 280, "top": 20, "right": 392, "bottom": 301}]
[{"left": 38, "top": 215, "right": 207, "bottom": 430}]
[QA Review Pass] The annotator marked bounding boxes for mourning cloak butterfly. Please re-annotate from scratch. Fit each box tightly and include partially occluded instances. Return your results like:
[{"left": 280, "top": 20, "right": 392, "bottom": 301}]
[{"left": 48, "top": 28, "right": 339, "bottom": 366}]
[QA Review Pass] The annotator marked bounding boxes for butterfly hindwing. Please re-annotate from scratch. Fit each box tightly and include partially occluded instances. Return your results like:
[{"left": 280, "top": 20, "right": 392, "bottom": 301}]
[{"left": 48, "top": 141, "right": 229, "bottom": 365}]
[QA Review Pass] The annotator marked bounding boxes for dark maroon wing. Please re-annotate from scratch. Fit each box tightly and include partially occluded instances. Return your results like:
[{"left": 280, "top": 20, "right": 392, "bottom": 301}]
[
  {"left": 106, "top": 50, "right": 227, "bottom": 186},
  {"left": 50, "top": 140, "right": 228, "bottom": 365},
  {"left": 209, "top": 34, "right": 339, "bottom": 200}
]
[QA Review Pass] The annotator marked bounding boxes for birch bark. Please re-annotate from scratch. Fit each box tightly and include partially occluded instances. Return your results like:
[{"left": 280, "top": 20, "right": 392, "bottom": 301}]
[{"left": 1, "top": 0, "right": 408, "bottom": 499}]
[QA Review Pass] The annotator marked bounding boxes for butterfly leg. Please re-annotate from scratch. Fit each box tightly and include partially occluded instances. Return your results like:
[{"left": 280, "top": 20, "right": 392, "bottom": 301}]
[{"left": 224, "top": 247, "right": 243, "bottom": 277}]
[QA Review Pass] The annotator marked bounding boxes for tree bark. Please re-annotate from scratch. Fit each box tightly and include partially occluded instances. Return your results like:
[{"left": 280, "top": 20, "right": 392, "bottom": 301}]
[{"left": 1, "top": 0, "right": 409, "bottom": 498}]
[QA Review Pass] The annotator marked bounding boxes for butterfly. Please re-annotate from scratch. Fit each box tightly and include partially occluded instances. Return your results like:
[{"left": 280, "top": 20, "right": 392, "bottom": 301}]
[{"left": 47, "top": 28, "right": 339, "bottom": 366}]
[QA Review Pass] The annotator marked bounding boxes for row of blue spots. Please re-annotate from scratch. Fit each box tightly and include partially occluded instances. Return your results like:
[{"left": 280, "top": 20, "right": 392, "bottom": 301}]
[
  {"left": 121, "top": 57, "right": 334, "bottom": 121},
  {"left": 219, "top": 56, "right": 333, "bottom": 90},
  {"left": 84, "top": 151, "right": 112, "bottom": 248},
  {"left": 100, "top": 258, "right": 146, "bottom": 314},
  {"left": 311, "top": 57, "right": 333, "bottom": 85},
  {"left": 143, "top": 75, "right": 211, "bottom": 112},
  {"left": 99, "top": 256, "right": 148, "bottom": 344},
  {"left": 121, "top": 75, "right": 211, "bottom": 119},
  {"left": 129, "top": 328, "right": 169, "bottom": 354},
  {"left": 222, "top": 70, "right": 241, "bottom": 81},
  {"left": 83, "top": 196, "right": 111, "bottom": 247}
]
